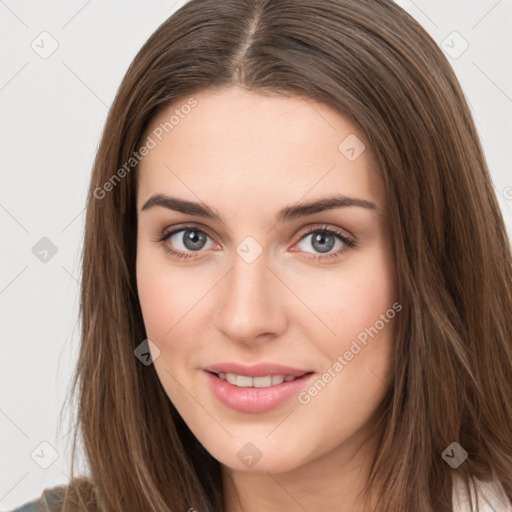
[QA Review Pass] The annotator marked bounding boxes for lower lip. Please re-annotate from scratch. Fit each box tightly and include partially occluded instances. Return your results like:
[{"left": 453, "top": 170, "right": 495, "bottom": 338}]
[{"left": 204, "top": 371, "right": 315, "bottom": 414}]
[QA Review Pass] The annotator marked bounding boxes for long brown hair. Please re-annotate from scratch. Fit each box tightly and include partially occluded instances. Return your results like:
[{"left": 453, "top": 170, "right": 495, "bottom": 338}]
[{"left": 57, "top": 0, "right": 512, "bottom": 510}]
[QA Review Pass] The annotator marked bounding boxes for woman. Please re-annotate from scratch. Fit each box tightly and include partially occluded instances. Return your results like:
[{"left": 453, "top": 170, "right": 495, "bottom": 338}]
[{"left": 9, "top": 0, "right": 512, "bottom": 511}]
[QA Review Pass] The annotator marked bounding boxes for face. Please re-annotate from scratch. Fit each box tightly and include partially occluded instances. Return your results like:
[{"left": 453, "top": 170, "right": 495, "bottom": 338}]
[{"left": 136, "top": 86, "right": 398, "bottom": 475}]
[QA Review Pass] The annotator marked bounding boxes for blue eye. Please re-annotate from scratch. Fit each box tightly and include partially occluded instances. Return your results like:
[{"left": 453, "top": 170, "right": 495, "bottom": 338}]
[
  {"left": 155, "top": 224, "right": 356, "bottom": 261},
  {"left": 158, "top": 227, "right": 215, "bottom": 260},
  {"left": 295, "top": 226, "right": 355, "bottom": 261}
]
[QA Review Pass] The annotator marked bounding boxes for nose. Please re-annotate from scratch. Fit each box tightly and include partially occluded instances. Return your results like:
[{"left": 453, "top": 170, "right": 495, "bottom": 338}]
[{"left": 214, "top": 251, "right": 287, "bottom": 344}]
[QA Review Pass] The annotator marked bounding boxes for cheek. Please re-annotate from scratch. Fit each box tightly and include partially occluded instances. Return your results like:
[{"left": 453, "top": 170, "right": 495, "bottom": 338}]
[
  {"left": 136, "top": 242, "right": 184, "bottom": 342},
  {"left": 291, "top": 246, "right": 396, "bottom": 346},
  {"left": 298, "top": 258, "right": 397, "bottom": 442},
  {"left": 292, "top": 244, "right": 397, "bottom": 406},
  {"left": 137, "top": 264, "right": 171, "bottom": 340},
  {"left": 136, "top": 248, "right": 198, "bottom": 403},
  {"left": 136, "top": 244, "right": 215, "bottom": 357}
]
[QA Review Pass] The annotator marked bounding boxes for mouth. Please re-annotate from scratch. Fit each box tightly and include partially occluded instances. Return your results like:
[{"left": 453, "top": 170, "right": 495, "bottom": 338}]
[{"left": 204, "top": 369, "right": 316, "bottom": 414}]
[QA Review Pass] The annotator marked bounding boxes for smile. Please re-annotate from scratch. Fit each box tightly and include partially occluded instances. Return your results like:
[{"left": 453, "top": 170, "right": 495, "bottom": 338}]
[{"left": 205, "top": 370, "right": 315, "bottom": 414}]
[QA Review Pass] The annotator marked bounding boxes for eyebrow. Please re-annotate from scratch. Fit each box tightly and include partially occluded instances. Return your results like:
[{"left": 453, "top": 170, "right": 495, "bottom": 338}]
[{"left": 140, "top": 193, "right": 377, "bottom": 223}]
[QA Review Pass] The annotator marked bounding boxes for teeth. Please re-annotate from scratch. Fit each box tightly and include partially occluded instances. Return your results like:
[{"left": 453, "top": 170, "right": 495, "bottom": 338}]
[{"left": 217, "top": 373, "right": 299, "bottom": 388}]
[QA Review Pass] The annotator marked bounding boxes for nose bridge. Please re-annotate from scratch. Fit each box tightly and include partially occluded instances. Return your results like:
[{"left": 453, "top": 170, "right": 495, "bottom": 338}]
[{"left": 214, "top": 246, "right": 285, "bottom": 340}]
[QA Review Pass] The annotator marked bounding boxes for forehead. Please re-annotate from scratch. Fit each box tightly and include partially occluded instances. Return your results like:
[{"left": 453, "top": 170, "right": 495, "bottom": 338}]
[{"left": 137, "top": 86, "right": 385, "bottom": 217}]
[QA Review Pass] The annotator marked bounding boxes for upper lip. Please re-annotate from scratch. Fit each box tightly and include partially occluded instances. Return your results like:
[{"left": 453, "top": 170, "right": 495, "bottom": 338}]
[{"left": 203, "top": 362, "right": 314, "bottom": 378}]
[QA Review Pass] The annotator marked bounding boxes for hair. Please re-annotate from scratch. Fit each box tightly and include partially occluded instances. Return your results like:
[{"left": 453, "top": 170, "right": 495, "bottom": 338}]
[{"left": 55, "top": 0, "right": 512, "bottom": 511}]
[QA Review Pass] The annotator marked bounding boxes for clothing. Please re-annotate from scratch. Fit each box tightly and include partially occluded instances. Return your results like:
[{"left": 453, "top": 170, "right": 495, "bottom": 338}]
[
  {"left": 452, "top": 474, "right": 512, "bottom": 511},
  {"left": 6, "top": 476, "right": 512, "bottom": 511},
  {"left": 6, "top": 484, "right": 66, "bottom": 512}
]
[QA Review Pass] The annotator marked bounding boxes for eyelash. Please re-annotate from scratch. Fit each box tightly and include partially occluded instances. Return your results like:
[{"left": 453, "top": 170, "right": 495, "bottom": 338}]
[{"left": 154, "top": 223, "right": 357, "bottom": 262}]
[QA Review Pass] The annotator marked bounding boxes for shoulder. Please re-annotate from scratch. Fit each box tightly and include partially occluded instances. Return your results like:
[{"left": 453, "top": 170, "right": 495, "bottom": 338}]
[
  {"left": 7, "top": 485, "right": 67, "bottom": 512},
  {"left": 7, "top": 478, "right": 100, "bottom": 512},
  {"left": 452, "top": 474, "right": 512, "bottom": 511}
]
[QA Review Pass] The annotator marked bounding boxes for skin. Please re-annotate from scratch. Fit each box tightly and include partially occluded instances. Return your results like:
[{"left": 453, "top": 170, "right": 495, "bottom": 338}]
[{"left": 136, "top": 86, "right": 398, "bottom": 512}]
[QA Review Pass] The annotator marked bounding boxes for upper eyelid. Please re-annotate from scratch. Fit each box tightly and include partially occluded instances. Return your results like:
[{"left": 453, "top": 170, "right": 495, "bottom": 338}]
[{"left": 160, "top": 223, "right": 217, "bottom": 242}]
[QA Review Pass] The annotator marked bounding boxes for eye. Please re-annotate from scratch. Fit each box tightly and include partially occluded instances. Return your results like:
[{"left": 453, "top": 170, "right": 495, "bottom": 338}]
[
  {"left": 154, "top": 223, "right": 356, "bottom": 261},
  {"left": 156, "top": 225, "right": 218, "bottom": 260},
  {"left": 293, "top": 225, "right": 356, "bottom": 261}
]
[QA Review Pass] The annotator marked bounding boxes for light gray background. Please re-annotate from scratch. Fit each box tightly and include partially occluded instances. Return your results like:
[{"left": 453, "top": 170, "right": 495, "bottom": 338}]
[{"left": 1, "top": 0, "right": 511, "bottom": 509}]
